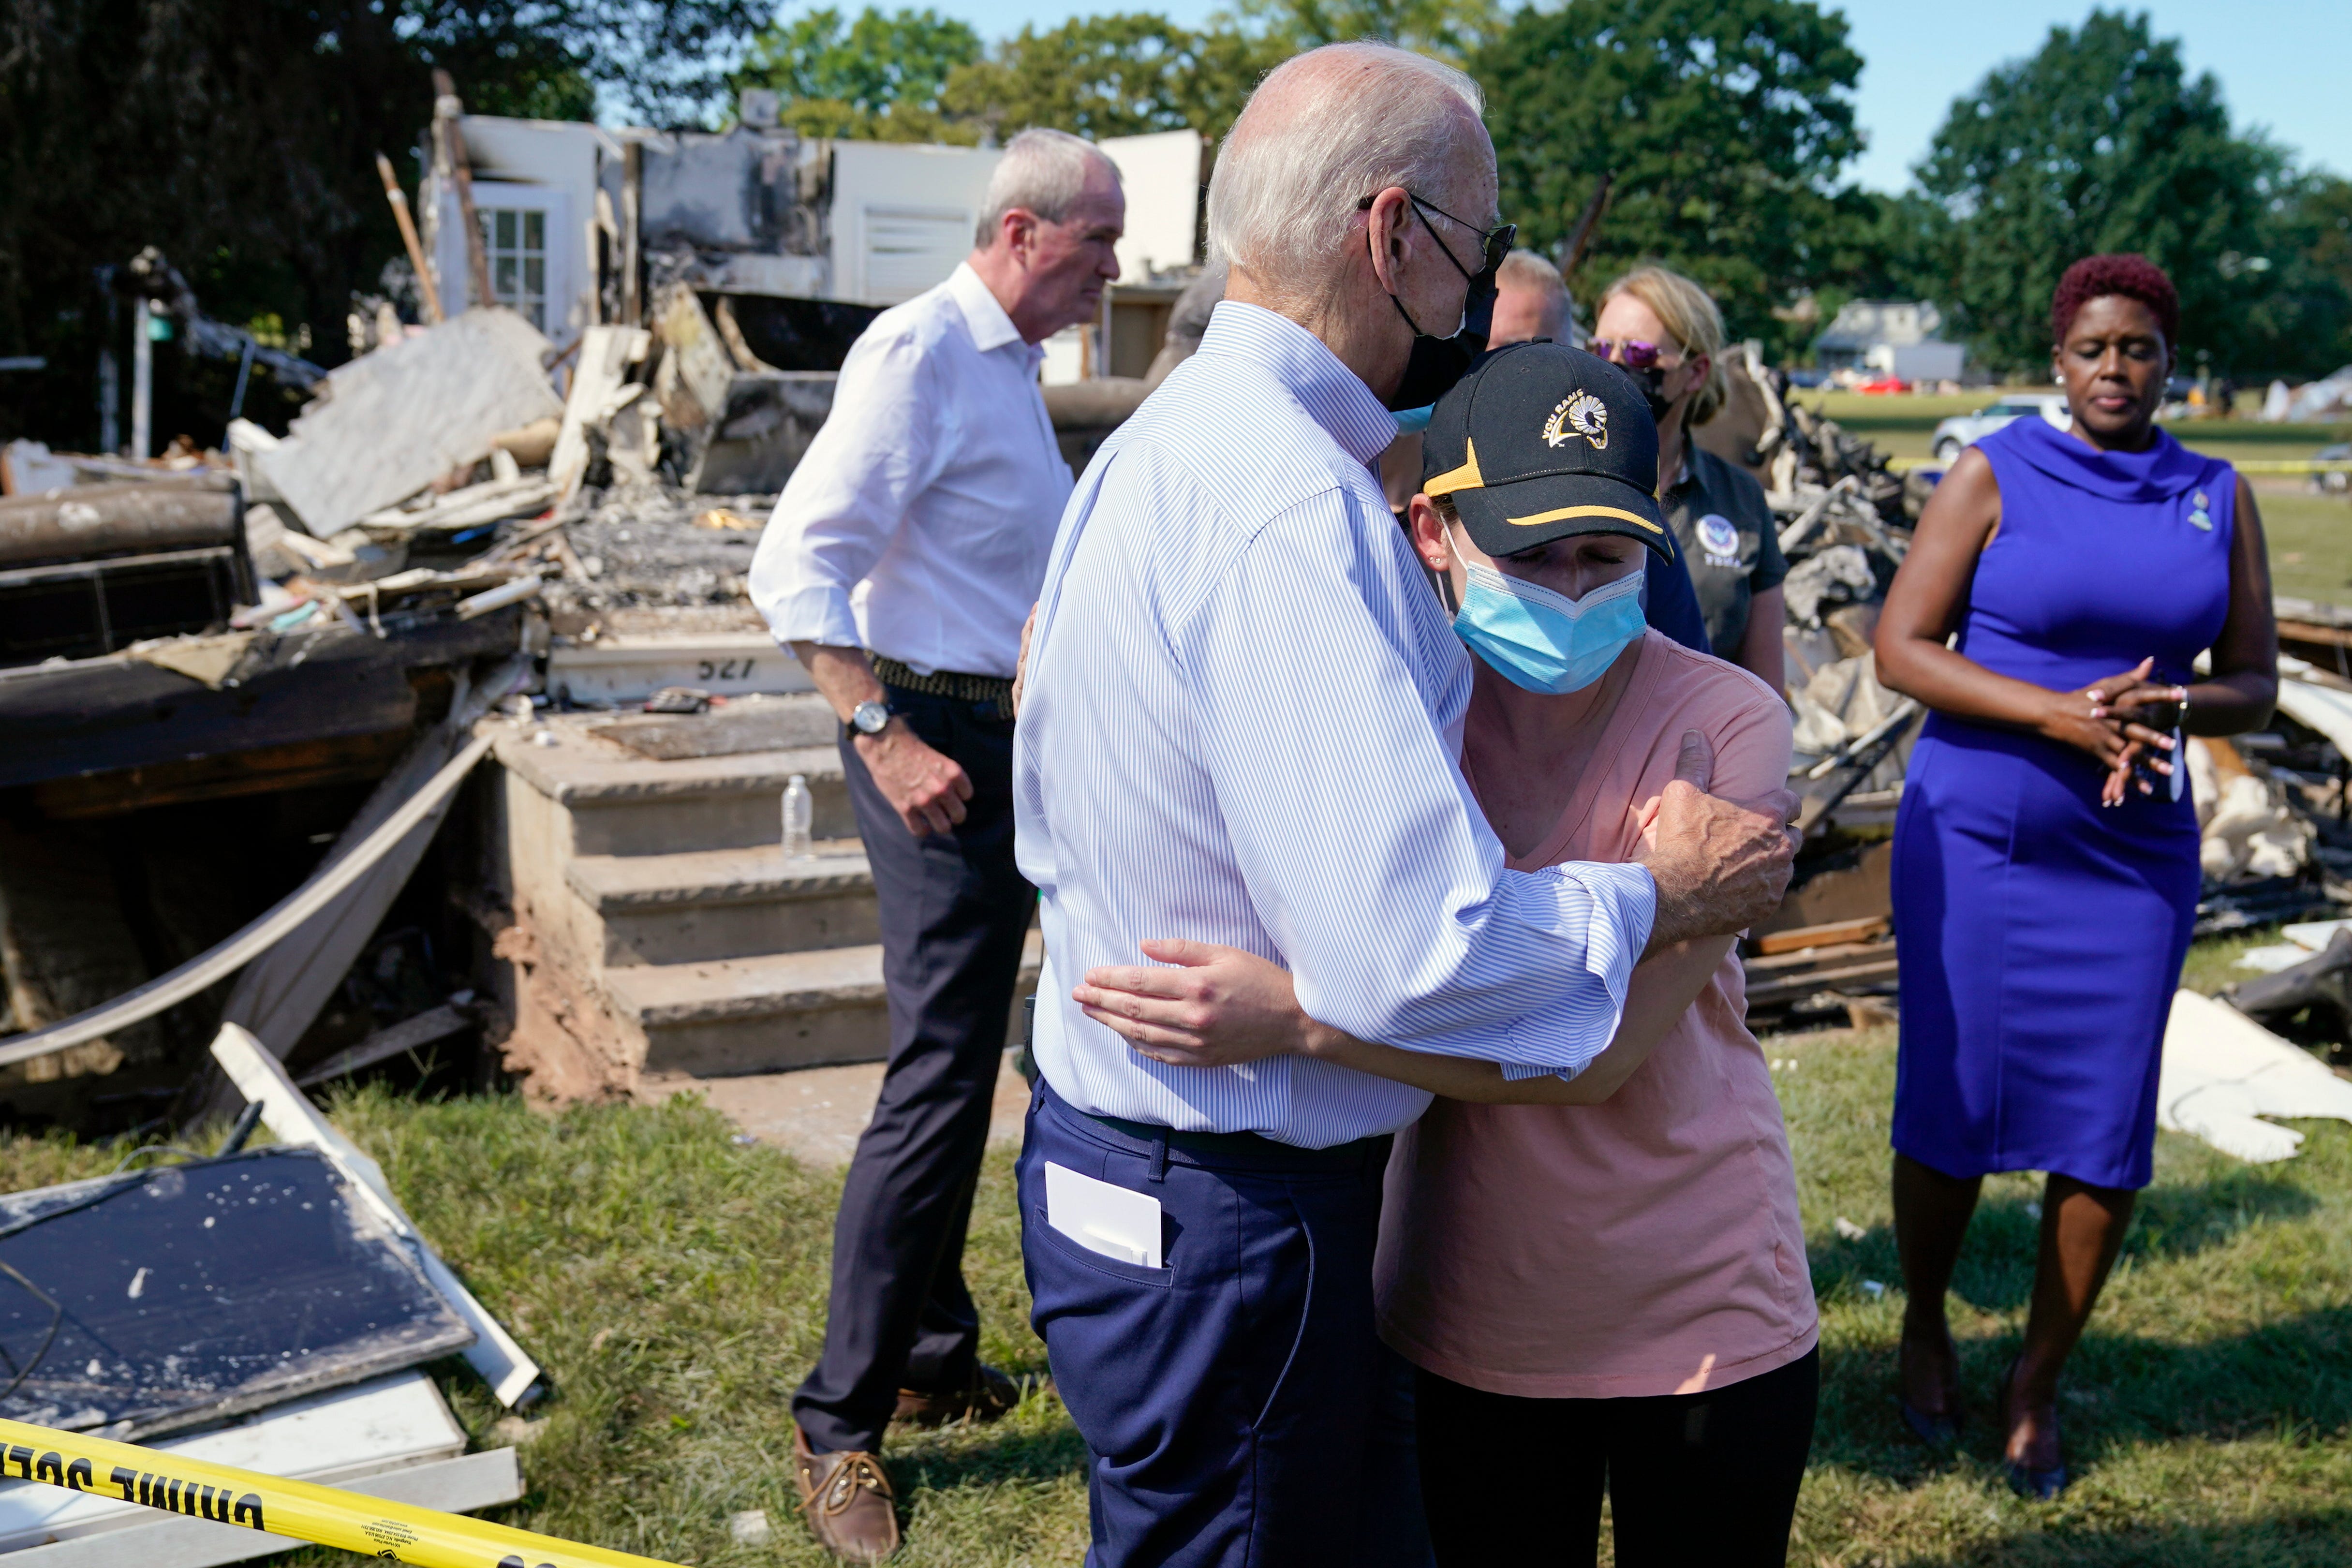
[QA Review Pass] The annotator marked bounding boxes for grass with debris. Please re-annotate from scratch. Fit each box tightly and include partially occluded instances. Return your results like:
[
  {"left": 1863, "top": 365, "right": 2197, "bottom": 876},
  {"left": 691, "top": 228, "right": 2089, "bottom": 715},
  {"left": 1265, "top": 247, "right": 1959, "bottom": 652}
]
[
  {"left": 3, "top": 996, "right": 2348, "bottom": 1566},
  {"left": 1801, "top": 389, "right": 2352, "bottom": 469}
]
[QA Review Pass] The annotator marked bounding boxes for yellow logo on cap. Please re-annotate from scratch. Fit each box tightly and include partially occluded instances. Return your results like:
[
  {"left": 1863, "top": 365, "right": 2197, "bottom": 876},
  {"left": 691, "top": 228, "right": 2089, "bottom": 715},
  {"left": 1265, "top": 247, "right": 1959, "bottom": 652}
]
[{"left": 1543, "top": 390, "right": 1609, "bottom": 451}]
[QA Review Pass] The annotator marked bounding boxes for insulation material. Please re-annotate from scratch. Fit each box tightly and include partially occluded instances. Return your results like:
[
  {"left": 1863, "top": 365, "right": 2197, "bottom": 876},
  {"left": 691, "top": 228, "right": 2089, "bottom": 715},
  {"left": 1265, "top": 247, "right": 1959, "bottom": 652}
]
[
  {"left": 2159, "top": 990, "right": 2352, "bottom": 1163},
  {"left": 2186, "top": 739, "right": 2316, "bottom": 881}
]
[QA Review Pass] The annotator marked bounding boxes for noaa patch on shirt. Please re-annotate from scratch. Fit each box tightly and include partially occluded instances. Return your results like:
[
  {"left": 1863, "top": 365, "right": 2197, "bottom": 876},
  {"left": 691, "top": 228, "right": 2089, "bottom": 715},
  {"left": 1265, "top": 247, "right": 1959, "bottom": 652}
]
[{"left": 1696, "top": 512, "right": 1742, "bottom": 567}]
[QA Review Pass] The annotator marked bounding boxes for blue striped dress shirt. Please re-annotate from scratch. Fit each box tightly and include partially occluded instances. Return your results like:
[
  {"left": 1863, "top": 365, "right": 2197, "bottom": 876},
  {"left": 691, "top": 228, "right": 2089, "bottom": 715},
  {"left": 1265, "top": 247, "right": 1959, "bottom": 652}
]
[{"left": 1014, "top": 302, "right": 1658, "bottom": 1148}]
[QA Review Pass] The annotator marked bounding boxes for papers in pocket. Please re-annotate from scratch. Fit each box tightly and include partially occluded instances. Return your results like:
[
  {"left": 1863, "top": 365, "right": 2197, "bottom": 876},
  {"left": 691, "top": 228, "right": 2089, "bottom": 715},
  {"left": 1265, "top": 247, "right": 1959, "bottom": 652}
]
[{"left": 1044, "top": 1161, "right": 1164, "bottom": 1268}]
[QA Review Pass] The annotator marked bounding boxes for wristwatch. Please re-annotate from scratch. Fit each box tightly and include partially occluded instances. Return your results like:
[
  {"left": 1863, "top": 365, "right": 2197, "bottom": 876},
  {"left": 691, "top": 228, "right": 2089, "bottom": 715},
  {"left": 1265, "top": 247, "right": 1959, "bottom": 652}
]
[{"left": 850, "top": 700, "right": 891, "bottom": 737}]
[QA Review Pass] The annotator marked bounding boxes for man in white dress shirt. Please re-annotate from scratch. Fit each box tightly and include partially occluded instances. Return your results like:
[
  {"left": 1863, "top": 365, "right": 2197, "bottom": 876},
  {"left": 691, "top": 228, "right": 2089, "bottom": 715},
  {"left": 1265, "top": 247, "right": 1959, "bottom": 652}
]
[
  {"left": 749, "top": 127, "right": 1122, "bottom": 1564},
  {"left": 1011, "top": 45, "right": 1795, "bottom": 1567}
]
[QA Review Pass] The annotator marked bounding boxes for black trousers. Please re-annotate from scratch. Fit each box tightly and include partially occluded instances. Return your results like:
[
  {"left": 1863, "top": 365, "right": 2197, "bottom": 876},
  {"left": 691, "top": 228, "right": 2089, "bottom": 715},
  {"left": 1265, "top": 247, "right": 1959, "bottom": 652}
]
[
  {"left": 1415, "top": 1346, "right": 1818, "bottom": 1568},
  {"left": 790, "top": 684, "right": 1035, "bottom": 1457}
]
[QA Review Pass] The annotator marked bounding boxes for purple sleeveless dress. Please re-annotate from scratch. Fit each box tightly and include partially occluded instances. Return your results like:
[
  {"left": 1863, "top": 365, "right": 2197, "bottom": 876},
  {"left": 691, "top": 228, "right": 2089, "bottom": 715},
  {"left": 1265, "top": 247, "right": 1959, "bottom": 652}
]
[{"left": 1890, "top": 417, "right": 2237, "bottom": 1190}]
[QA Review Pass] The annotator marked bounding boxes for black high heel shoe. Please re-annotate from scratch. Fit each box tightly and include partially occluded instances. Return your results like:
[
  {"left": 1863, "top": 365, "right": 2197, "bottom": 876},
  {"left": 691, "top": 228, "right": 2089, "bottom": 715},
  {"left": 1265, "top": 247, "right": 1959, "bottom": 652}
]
[{"left": 2000, "top": 1358, "right": 2069, "bottom": 1499}]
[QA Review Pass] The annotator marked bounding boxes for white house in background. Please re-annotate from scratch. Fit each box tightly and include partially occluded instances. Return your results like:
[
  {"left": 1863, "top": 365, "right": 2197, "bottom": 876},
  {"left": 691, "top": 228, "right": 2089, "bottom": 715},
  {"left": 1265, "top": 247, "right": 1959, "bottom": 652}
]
[
  {"left": 1815, "top": 299, "right": 1967, "bottom": 383},
  {"left": 416, "top": 116, "right": 1202, "bottom": 378}
]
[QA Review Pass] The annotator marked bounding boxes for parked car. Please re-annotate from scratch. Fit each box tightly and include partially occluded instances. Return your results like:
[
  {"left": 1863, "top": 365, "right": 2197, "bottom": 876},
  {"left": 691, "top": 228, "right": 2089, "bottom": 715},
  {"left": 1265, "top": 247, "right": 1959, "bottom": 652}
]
[
  {"left": 2315, "top": 441, "right": 2350, "bottom": 496},
  {"left": 1931, "top": 393, "right": 2071, "bottom": 462},
  {"left": 1853, "top": 374, "right": 1910, "bottom": 395}
]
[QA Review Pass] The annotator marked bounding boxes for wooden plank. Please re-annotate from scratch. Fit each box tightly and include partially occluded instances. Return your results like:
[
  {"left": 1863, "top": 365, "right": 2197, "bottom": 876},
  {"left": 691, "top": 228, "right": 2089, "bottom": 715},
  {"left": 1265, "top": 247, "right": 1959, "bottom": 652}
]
[
  {"left": 1743, "top": 938, "right": 1893, "bottom": 975},
  {"left": 295, "top": 1003, "right": 472, "bottom": 1088},
  {"left": 1744, "top": 956, "right": 1901, "bottom": 1008},
  {"left": 0, "top": 607, "right": 523, "bottom": 791},
  {"left": 549, "top": 326, "right": 649, "bottom": 499},
  {"left": 30, "top": 729, "right": 414, "bottom": 819},
  {"left": 4, "top": 1448, "right": 521, "bottom": 1567},
  {"left": 1752, "top": 916, "right": 1889, "bottom": 956}
]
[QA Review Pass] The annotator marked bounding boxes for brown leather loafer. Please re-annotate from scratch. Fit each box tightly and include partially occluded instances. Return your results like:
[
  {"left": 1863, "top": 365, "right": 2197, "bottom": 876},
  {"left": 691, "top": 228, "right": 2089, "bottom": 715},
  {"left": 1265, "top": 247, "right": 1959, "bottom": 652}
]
[
  {"left": 793, "top": 1426, "right": 900, "bottom": 1563},
  {"left": 893, "top": 1362, "right": 1025, "bottom": 1428}
]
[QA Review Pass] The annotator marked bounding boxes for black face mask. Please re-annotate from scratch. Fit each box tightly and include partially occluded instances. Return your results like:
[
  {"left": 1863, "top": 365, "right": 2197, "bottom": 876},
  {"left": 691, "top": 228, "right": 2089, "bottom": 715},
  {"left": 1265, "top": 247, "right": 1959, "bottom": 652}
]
[
  {"left": 1378, "top": 195, "right": 1507, "bottom": 413},
  {"left": 1387, "top": 265, "right": 1497, "bottom": 413},
  {"left": 1631, "top": 364, "right": 1675, "bottom": 424}
]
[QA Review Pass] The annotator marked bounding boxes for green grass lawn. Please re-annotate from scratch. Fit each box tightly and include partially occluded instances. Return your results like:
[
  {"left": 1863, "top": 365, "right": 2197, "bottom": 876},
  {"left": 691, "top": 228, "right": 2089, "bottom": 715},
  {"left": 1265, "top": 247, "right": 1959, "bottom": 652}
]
[
  {"left": 15, "top": 1002, "right": 2349, "bottom": 1567},
  {"left": 2258, "top": 490, "right": 2352, "bottom": 606}
]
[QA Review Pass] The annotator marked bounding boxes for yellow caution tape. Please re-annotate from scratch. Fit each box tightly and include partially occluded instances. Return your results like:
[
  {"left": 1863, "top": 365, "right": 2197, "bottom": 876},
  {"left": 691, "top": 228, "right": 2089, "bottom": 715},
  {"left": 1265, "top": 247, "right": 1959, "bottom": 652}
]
[{"left": 0, "top": 1417, "right": 680, "bottom": 1568}]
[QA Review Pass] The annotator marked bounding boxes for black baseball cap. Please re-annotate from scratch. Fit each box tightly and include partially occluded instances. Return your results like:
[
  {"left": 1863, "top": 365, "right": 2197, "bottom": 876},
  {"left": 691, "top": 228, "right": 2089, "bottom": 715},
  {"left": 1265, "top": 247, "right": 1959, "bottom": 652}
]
[{"left": 1420, "top": 340, "right": 1668, "bottom": 559}]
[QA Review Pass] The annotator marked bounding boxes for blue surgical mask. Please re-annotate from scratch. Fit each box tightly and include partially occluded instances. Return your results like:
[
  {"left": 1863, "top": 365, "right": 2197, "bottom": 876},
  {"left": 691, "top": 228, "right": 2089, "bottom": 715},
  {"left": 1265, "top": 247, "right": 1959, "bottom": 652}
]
[{"left": 1453, "top": 561, "right": 1647, "bottom": 694}]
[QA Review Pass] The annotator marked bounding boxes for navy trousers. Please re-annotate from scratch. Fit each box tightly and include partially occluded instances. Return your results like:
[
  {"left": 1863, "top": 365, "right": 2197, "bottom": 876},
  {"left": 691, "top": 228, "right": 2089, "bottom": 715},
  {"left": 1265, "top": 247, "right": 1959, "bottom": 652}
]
[
  {"left": 1019, "top": 1080, "right": 1402, "bottom": 1568},
  {"left": 791, "top": 684, "right": 1035, "bottom": 1457}
]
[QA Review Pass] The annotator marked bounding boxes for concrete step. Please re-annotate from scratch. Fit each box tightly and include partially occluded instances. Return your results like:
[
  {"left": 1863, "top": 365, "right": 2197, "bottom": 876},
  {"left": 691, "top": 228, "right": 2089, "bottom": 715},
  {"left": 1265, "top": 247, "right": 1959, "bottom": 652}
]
[
  {"left": 565, "top": 840, "right": 878, "bottom": 966},
  {"left": 602, "top": 930, "right": 1044, "bottom": 1078},
  {"left": 495, "top": 728, "right": 857, "bottom": 856}
]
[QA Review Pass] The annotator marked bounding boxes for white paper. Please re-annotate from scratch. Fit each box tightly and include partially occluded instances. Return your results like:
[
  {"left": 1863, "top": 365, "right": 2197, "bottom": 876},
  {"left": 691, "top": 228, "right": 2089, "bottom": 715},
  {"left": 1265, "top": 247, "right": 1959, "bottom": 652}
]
[{"left": 1044, "top": 1161, "right": 1164, "bottom": 1267}]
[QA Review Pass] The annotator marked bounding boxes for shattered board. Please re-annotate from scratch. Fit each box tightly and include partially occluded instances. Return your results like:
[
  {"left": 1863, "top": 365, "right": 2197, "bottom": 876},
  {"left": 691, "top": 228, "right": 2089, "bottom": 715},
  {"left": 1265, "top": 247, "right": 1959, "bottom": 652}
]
[{"left": 0, "top": 1146, "right": 473, "bottom": 1439}]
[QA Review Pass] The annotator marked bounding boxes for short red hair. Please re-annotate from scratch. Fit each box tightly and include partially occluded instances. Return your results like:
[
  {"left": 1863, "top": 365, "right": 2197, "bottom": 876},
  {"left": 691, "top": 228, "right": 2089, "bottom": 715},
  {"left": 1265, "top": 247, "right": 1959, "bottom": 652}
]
[{"left": 2051, "top": 253, "right": 2179, "bottom": 348}]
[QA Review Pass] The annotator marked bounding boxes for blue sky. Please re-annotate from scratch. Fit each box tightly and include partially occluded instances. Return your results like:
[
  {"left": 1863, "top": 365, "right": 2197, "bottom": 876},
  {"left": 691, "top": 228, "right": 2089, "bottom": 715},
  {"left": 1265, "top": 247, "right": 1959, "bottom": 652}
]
[{"left": 900, "top": 0, "right": 2348, "bottom": 192}]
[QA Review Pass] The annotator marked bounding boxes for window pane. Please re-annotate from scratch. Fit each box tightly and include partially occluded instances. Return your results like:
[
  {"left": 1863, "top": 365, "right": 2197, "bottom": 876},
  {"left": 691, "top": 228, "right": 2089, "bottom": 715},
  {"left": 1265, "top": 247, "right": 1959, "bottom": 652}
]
[
  {"left": 495, "top": 256, "right": 518, "bottom": 297},
  {"left": 523, "top": 211, "right": 544, "bottom": 250},
  {"left": 495, "top": 210, "right": 516, "bottom": 248},
  {"left": 524, "top": 257, "right": 544, "bottom": 294}
]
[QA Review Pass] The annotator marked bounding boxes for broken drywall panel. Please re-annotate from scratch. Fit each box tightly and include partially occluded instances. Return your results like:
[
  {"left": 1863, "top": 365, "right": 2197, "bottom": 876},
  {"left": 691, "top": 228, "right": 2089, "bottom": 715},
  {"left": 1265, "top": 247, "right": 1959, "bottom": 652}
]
[
  {"left": 0, "top": 1370, "right": 462, "bottom": 1552},
  {"left": 0, "top": 1147, "right": 473, "bottom": 1438},
  {"left": 2160, "top": 990, "right": 2352, "bottom": 1162},
  {"left": 254, "top": 310, "right": 562, "bottom": 537}
]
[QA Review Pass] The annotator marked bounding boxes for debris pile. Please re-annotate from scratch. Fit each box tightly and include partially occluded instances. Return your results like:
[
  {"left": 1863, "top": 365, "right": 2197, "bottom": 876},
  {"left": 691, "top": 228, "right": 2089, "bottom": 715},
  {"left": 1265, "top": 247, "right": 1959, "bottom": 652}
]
[{"left": 0, "top": 1025, "right": 537, "bottom": 1561}]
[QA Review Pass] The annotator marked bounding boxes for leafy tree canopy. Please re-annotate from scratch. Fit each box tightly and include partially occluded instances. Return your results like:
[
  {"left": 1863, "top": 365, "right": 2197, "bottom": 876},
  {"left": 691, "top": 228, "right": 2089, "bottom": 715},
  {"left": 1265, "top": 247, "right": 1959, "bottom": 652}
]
[
  {"left": 1474, "top": 0, "right": 1868, "bottom": 360},
  {"left": 1898, "top": 8, "right": 2306, "bottom": 375},
  {"left": 732, "top": 7, "right": 984, "bottom": 141},
  {"left": 942, "top": 12, "right": 1278, "bottom": 146}
]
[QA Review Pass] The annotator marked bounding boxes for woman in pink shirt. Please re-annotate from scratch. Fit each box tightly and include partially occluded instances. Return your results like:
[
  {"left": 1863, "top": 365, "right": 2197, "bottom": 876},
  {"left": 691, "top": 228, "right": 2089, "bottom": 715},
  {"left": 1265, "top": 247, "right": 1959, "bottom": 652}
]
[{"left": 1074, "top": 342, "right": 1818, "bottom": 1566}]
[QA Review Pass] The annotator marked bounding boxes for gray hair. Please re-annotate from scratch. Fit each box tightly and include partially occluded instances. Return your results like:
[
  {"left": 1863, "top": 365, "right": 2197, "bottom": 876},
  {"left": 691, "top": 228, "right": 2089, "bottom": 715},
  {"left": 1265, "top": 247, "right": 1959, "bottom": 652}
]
[
  {"left": 976, "top": 128, "right": 1121, "bottom": 246},
  {"left": 1206, "top": 44, "right": 1486, "bottom": 302},
  {"left": 1498, "top": 250, "right": 1574, "bottom": 337}
]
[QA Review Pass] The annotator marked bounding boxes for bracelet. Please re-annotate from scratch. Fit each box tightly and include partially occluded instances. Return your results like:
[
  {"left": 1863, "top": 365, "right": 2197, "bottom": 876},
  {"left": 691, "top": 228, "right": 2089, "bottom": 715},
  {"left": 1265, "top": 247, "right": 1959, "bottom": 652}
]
[{"left": 2178, "top": 687, "right": 2191, "bottom": 734}]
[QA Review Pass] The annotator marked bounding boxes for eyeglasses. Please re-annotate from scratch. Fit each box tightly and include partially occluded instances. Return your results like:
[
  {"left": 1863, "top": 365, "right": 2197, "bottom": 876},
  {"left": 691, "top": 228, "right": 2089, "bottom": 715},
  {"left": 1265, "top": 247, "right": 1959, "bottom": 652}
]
[
  {"left": 1357, "top": 192, "right": 1515, "bottom": 279},
  {"left": 1587, "top": 337, "right": 1677, "bottom": 370}
]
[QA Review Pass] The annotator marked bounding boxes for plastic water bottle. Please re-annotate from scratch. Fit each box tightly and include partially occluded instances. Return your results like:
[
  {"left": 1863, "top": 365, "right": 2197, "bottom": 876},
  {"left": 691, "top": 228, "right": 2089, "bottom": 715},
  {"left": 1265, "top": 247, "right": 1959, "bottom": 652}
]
[{"left": 782, "top": 774, "right": 813, "bottom": 860}]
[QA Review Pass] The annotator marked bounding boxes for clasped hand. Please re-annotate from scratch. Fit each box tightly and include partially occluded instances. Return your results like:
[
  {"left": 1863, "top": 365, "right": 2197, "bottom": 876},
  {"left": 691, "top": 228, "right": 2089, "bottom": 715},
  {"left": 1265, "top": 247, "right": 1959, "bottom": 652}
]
[{"left": 2042, "top": 657, "right": 2186, "bottom": 806}]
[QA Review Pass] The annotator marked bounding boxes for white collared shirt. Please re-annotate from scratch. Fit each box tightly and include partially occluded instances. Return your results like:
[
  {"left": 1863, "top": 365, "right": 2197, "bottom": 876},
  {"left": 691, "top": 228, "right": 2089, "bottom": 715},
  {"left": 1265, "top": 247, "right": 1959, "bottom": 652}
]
[
  {"left": 750, "top": 263, "right": 1071, "bottom": 678},
  {"left": 1013, "top": 302, "right": 1658, "bottom": 1149}
]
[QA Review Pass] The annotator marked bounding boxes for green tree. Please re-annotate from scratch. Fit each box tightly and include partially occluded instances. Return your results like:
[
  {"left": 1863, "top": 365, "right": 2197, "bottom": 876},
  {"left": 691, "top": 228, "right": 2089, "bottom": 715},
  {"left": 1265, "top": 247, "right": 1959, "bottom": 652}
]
[
  {"left": 1472, "top": 0, "right": 1870, "bottom": 360},
  {"left": 732, "top": 7, "right": 985, "bottom": 141},
  {"left": 943, "top": 13, "right": 1278, "bottom": 145},
  {"left": 1899, "top": 10, "right": 2290, "bottom": 375},
  {"left": 0, "top": 0, "right": 765, "bottom": 450}
]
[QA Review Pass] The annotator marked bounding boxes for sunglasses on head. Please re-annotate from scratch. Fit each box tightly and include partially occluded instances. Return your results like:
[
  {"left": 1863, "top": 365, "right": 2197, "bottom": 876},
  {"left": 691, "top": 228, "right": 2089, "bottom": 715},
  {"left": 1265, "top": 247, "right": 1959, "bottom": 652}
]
[
  {"left": 1587, "top": 337, "right": 1678, "bottom": 370},
  {"left": 1356, "top": 192, "right": 1516, "bottom": 278}
]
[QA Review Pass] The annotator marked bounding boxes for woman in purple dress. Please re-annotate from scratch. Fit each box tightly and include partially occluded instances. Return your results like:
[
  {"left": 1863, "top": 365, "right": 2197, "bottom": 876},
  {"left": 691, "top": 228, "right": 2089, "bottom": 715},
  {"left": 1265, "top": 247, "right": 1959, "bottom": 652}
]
[{"left": 1874, "top": 255, "right": 2278, "bottom": 1497}]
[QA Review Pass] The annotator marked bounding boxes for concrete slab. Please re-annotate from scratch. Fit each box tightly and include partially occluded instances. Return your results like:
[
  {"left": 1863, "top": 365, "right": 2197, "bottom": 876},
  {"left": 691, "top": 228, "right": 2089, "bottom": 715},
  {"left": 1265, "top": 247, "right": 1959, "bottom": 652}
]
[{"left": 643, "top": 1055, "right": 1034, "bottom": 1166}]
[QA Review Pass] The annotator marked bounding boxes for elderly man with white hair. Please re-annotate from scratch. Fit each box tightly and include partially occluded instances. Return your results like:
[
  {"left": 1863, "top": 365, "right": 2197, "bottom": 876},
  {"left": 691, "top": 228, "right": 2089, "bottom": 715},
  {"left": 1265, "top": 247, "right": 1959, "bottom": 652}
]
[
  {"left": 1011, "top": 44, "right": 1797, "bottom": 1565},
  {"left": 749, "top": 125, "right": 1121, "bottom": 1564}
]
